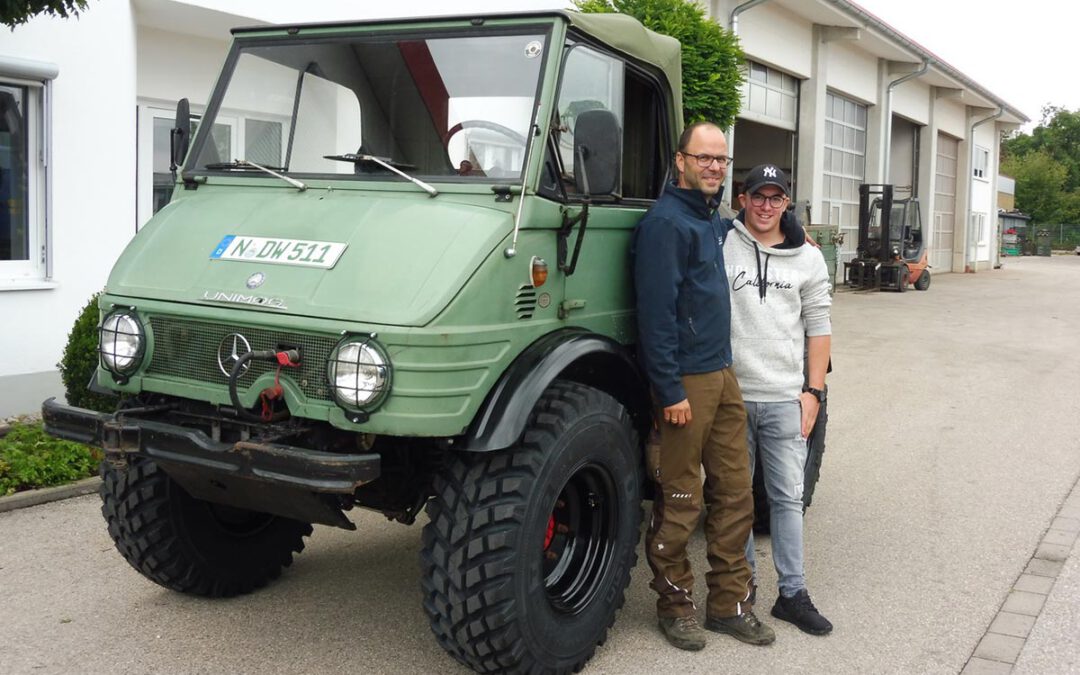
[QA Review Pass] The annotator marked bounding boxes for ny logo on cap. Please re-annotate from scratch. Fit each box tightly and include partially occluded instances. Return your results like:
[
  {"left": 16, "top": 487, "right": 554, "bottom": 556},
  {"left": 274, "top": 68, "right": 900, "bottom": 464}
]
[{"left": 763, "top": 166, "right": 778, "bottom": 178}]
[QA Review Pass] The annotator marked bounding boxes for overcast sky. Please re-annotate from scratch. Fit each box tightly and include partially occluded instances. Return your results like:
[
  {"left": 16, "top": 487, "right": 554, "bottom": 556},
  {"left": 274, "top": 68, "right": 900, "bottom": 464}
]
[
  {"left": 252, "top": 0, "right": 1064, "bottom": 129},
  {"left": 853, "top": 0, "right": 1066, "bottom": 129}
]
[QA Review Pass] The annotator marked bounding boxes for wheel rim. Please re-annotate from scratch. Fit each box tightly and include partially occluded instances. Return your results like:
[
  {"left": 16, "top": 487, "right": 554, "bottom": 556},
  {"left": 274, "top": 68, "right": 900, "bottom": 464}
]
[{"left": 541, "top": 463, "right": 618, "bottom": 615}]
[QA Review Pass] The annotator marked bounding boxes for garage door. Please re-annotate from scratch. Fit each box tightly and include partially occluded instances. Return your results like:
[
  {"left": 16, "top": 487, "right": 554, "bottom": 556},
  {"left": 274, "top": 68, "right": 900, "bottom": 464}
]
[
  {"left": 740, "top": 60, "right": 799, "bottom": 131},
  {"left": 933, "top": 133, "right": 958, "bottom": 272},
  {"left": 822, "top": 92, "right": 867, "bottom": 270}
]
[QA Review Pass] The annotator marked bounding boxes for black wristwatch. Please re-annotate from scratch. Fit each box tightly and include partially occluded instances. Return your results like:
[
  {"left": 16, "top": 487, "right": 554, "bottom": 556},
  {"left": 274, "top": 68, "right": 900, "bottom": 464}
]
[{"left": 802, "top": 385, "right": 826, "bottom": 402}]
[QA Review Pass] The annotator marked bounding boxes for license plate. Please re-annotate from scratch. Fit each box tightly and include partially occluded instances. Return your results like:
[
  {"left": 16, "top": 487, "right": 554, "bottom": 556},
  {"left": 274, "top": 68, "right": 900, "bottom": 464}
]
[{"left": 210, "top": 235, "right": 348, "bottom": 269}]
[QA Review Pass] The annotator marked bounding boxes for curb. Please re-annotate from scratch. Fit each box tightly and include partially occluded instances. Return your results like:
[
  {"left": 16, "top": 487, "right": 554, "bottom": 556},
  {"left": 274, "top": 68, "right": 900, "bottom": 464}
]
[
  {"left": 0, "top": 477, "right": 101, "bottom": 514},
  {"left": 962, "top": 470, "right": 1080, "bottom": 673}
]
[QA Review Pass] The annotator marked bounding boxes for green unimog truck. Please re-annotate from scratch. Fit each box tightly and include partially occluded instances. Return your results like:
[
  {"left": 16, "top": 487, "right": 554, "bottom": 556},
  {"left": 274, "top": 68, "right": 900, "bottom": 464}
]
[{"left": 44, "top": 10, "right": 684, "bottom": 673}]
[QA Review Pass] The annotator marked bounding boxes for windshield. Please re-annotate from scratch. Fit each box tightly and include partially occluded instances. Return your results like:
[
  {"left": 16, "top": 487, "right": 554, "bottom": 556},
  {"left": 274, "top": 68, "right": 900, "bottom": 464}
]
[{"left": 190, "top": 29, "right": 549, "bottom": 181}]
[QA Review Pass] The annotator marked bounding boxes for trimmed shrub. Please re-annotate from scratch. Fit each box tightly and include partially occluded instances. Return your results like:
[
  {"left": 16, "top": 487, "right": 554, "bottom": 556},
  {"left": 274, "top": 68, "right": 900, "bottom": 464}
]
[
  {"left": 575, "top": 0, "right": 745, "bottom": 128},
  {"left": 57, "top": 293, "right": 116, "bottom": 413}
]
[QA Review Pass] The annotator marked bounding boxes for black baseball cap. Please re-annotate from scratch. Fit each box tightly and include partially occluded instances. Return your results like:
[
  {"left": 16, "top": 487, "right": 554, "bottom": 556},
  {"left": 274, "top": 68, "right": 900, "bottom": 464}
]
[{"left": 743, "top": 164, "right": 790, "bottom": 196}]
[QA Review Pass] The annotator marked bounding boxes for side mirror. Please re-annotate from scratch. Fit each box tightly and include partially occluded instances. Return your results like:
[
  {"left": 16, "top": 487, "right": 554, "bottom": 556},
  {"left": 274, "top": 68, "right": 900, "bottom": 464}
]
[
  {"left": 170, "top": 98, "right": 191, "bottom": 172},
  {"left": 573, "top": 109, "right": 620, "bottom": 197}
]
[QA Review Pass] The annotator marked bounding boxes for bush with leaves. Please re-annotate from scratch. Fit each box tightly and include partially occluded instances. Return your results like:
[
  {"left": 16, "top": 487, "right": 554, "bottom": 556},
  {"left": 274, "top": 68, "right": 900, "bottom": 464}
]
[
  {"left": 57, "top": 293, "right": 116, "bottom": 413},
  {"left": 575, "top": 0, "right": 744, "bottom": 128},
  {"left": 1, "top": 0, "right": 88, "bottom": 27},
  {"left": 0, "top": 421, "right": 102, "bottom": 496}
]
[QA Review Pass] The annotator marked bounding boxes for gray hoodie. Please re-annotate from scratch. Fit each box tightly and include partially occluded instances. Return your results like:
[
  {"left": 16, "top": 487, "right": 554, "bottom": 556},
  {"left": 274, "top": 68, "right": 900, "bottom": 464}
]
[{"left": 723, "top": 213, "right": 832, "bottom": 402}]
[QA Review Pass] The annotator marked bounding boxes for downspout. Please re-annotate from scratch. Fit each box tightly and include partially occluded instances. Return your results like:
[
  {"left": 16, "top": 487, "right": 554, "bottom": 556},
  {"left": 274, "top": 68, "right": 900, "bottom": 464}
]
[
  {"left": 729, "top": 0, "right": 770, "bottom": 34},
  {"left": 965, "top": 107, "right": 1003, "bottom": 272},
  {"left": 882, "top": 59, "right": 929, "bottom": 185},
  {"left": 724, "top": 0, "right": 772, "bottom": 203}
]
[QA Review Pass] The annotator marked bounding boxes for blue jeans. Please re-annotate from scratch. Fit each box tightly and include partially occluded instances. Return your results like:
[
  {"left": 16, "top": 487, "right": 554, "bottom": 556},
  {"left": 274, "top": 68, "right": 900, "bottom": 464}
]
[{"left": 744, "top": 400, "right": 808, "bottom": 597}]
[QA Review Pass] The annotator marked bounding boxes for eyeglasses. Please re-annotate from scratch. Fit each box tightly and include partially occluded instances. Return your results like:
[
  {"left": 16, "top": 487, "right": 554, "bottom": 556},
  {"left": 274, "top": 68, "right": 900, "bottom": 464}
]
[
  {"left": 749, "top": 193, "right": 787, "bottom": 208},
  {"left": 681, "top": 152, "right": 733, "bottom": 168}
]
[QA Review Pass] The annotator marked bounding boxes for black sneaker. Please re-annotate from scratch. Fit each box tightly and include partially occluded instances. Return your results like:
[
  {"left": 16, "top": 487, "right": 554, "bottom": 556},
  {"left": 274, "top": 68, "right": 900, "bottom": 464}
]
[
  {"left": 771, "top": 589, "right": 833, "bottom": 635},
  {"left": 657, "top": 615, "right": 707, "bottom": 651},
  {"left": 704, "top": 611, "right": 776, "bottom": 645}
]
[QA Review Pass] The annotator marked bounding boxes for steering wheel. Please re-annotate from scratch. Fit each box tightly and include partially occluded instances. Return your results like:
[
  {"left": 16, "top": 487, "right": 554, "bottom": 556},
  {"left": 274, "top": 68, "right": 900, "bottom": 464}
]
[{"left": 444, "top": 120, "right": 528, "bottom": 147}]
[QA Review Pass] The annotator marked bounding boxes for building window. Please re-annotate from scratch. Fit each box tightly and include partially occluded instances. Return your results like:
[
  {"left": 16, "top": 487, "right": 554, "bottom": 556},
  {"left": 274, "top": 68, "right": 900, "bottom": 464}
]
[
  {"left": 972, "top": 211, "right": 987, "bottom": 244},
  {"left": 974, "top": 146, "right": 989, "bottom": 180},
  {"left": 0, "top": 77, "right": 47, "bottom": 284},
  {"left": 139, "top": 103, "right": 282, "bottom": 226}
]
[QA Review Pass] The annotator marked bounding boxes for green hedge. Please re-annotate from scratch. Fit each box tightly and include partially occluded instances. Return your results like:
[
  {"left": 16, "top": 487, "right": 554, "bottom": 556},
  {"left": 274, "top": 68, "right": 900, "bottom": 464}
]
[
  {"left": 575, "top": 0, "right": 745, "bottom": 128},
  {"left": 0, "top": 421, "right": 102, "bottom": 496}
]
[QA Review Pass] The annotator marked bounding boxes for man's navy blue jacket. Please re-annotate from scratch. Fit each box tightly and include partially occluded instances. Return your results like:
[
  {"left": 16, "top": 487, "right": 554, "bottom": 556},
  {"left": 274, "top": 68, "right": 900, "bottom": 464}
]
[{"left": 632, "top": 181, "right": 733, "bottom": 407}]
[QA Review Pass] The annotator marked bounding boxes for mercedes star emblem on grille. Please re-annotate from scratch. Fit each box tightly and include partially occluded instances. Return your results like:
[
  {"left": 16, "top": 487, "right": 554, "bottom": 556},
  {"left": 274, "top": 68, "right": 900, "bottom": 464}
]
[
  {"left": 246, "top": 272, "right": 266, "bottom": 289},
  {"left": 217, "top": 333, "right": 252, "bottom": 376}
]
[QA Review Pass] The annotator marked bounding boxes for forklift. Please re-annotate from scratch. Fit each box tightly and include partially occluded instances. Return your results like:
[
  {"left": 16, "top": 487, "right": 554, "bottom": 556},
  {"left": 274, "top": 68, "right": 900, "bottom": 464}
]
[{"left": 844, "top": 184, "right": 931, "bottom": 292}]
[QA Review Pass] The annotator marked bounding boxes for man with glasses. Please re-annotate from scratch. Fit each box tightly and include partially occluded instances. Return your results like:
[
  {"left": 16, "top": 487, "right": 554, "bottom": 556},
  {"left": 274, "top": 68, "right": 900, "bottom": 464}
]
[
  {"left": 723, "top": 164, "right": 834, "bottom": 636},
  {"left": 633, "top": 121, "right": 774, "bottom": 651}
]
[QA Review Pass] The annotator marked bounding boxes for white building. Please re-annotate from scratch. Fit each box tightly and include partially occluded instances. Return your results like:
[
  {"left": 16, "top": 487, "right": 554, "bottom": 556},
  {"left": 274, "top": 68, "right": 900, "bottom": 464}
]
[{"left": 0, "top": 0, "right": 1027, "bottom": 415}]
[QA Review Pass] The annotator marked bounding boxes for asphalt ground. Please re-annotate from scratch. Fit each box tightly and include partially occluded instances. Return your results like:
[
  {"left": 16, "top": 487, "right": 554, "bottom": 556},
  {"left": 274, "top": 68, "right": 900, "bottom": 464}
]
[{"left": 2, "top": 255, "right": 1079, "bottom": 674}]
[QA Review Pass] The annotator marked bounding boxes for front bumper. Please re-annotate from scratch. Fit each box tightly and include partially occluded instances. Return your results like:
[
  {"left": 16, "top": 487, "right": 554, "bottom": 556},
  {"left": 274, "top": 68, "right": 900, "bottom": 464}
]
[{"left": 42, "top": 398, "right": 380, "bottom": 528}]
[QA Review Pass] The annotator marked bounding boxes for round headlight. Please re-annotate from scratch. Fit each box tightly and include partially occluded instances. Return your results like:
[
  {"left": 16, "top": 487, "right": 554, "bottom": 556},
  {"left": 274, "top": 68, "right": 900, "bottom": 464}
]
[
  {"left": 100, "top": 311, "right": 145, "bottom": 375},
  {"left": 327, "top": 338, "right": 390, "bottom": 410}
]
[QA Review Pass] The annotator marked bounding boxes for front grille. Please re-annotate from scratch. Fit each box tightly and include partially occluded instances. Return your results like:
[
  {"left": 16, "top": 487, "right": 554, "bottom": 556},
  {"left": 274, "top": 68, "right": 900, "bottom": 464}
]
[{"left": 146, "top": 316, "right": 337, "bottom": 402}]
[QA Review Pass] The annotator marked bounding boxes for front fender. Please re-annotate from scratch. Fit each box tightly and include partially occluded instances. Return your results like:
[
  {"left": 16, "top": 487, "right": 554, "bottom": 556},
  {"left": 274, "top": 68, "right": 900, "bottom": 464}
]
[{"left": 463, "top": 329, "right": 649, "bottom": 452}]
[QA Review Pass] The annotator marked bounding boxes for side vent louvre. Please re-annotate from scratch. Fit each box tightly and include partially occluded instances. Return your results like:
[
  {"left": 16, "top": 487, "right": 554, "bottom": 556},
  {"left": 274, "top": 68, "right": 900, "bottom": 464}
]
[{"left": 515, "top": 284, "right": 537, "bottom": 319}]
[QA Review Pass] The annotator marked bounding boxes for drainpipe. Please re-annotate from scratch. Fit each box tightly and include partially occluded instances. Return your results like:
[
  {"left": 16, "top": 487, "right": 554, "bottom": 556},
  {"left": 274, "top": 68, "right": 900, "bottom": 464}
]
[
  {"left": 965, "top": 107, "right": 1003, "bottom": 272},
  {"left": 729, "top": 0, "right": 770, "bottom": 33},
  {"left": 882, "top": 59, "right": 929, "bottom": 185},
  {"left": 724, "top": 0, "right": 772, "bottom": 204}
]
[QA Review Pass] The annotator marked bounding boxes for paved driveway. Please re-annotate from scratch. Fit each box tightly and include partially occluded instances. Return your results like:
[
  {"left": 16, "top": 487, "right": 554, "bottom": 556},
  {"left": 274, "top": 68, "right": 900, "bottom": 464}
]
[{"left": 2, "top": 256, "right": 1079, "bottom": 674}]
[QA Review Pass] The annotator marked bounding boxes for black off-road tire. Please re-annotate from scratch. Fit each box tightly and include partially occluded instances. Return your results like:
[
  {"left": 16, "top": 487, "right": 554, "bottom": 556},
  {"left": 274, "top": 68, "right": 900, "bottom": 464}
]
[
  {"left": 100, "top": 457, "right": 313, "bottom": 597},
  {"left": 898, "top": 266, "right": 909, "bottom": 292},
  {"left": 752, "top": 398, "right": 828, "bottom": 534},
  {"left": 914, "top": 269, "right": 931, "bottom": 291},
  {"left": 421, "top": 380, "right": 642, "bottom": 674}
]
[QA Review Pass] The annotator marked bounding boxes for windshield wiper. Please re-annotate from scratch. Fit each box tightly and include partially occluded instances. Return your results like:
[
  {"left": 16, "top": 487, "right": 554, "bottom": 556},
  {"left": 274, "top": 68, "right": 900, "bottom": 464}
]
[
  {"left": 202, "top": 160, "right": 307, "bottom": 191},
  {"left": 324, "top": 153, "right": 437, "bottom": 197}
]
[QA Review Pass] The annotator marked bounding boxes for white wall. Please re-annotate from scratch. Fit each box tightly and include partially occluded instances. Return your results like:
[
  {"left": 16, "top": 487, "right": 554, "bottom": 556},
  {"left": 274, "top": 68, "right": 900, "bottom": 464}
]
[
  {"left": 825, "top": 41, "right": 877, "bottom": 104},
  {"left": 971, "top": 121, "right": 997, "bottom": 264},
  {"left": 935, "top": 96, "right": 968, "bottom": 140},
  {"left": 0, "top": 2, "right": 138, "bottom": 378},
  {"left": 892, "top": 79, "right": 930, "bottom": 126},
  {"left": 137, "top": 26, "right": 228, "bottom": 107},
  {"left": 736, "top": 3, "right": 813, "bottom": 78}
]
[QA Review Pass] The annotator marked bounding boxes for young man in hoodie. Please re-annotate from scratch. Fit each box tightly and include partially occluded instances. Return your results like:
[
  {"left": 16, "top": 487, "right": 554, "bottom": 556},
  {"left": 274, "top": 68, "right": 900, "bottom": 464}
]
[
  {"left": 633, "top": 122, "right": 774, "bottom": 651},
  {"left": 723, "top": 164, "right": 833, "bottom": 635}
]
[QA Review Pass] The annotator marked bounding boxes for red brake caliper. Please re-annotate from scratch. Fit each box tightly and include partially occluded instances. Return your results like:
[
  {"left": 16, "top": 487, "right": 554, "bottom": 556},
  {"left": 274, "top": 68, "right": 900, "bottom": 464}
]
[{"left": 543, "top": 514, "right": 556, "bottom": 551}]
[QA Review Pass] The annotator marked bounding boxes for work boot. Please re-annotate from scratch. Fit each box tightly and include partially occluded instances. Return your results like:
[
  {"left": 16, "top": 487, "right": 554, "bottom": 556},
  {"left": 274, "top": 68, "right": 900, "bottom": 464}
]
[
  {"left": 657, "top": 615, "right": 707, "bottom": 651},
  {"left": 704, "top": 611, "right": 776, "bottom": 645},
  {"left": 771, "top": 589, "right": 833, "bottom": 635}
]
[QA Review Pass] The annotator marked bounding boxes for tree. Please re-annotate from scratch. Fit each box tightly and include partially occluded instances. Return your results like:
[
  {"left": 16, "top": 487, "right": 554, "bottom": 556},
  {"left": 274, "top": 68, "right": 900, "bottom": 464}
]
[
  {"left": 1003, "top": 106, "right": 1080, "bottom": 192},
  {"left": 1001, "top": 151, "right": 1067, "bottom": 224},
  {"left": 1, "top": 0, "right": 87, "bottom": 28},
  {"left": 574, "top": 0, "right": 744, "bottom": 128}
]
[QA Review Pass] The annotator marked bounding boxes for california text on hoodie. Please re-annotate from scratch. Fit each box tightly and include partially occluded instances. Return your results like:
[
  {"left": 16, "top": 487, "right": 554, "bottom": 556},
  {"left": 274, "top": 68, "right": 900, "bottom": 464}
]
[
  {"left": 632, "top": 181, "right": 733, "bottom": 407},
  {"left": 723, "top": 210, "right": 832, "bottom": 402}
]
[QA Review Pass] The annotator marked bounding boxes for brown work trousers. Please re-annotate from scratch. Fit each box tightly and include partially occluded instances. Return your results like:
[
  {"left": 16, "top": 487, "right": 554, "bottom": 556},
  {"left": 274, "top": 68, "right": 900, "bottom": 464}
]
[{"left": 645, "top": 368, "right": 755, "bottom": 619}]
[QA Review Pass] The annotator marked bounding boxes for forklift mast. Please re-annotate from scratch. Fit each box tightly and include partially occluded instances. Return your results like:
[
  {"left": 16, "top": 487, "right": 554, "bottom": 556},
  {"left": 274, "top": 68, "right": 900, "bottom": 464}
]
[{"left": 858, "top": 183, "right": 893, "bottom": 259}]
